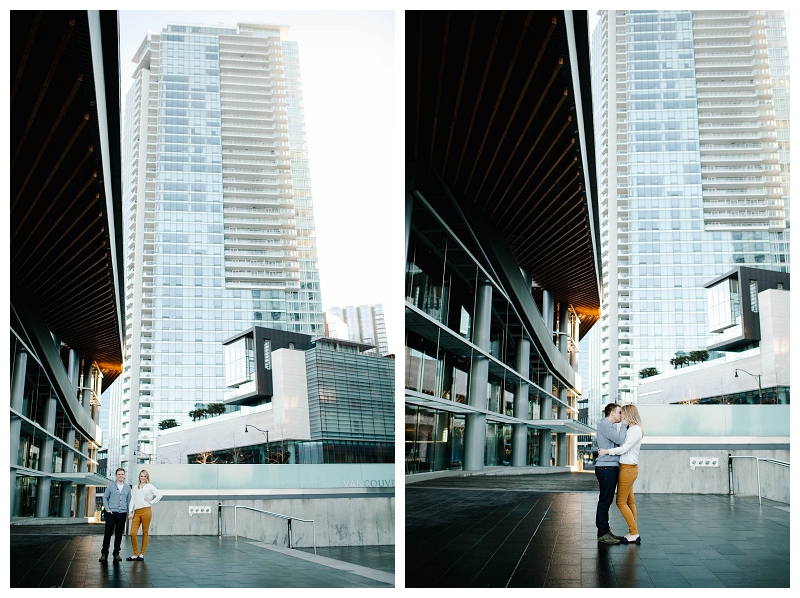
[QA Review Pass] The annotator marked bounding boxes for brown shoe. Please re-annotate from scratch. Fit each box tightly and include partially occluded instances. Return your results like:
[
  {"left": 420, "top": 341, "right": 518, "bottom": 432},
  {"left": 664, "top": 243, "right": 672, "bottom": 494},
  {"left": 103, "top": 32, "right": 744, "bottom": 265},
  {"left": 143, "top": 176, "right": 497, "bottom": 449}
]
[
  {"left": 113, "top": 553, "right": 122, "bottom": 561},
  {"left": 99, "top": 553, "right": 108, "bottom": 562},
  {"left": 598, "top": 532, "right": 620, "bottom": 544}
]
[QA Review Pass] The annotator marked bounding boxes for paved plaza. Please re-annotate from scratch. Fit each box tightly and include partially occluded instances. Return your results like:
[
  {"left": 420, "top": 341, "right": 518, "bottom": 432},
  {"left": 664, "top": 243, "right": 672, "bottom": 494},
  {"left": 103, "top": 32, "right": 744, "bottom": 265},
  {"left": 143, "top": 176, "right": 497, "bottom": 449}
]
[
  {"left": 10, "top": 523, "right": 394, "bottom": 588},
  {"left": 406, "top": 472, "right": 789, "bottom": 588}
]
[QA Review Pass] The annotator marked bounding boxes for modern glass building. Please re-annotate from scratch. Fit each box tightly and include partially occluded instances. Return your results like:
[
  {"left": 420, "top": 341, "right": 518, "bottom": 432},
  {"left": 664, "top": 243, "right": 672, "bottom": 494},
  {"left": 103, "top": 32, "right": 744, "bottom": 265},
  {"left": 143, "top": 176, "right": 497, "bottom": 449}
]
[
  {"left": 155, "top": 329, "right": 394, "bottom": 465},
  {"left": 407, "top": 10, "right": 600, "bottom": 475},
  {"left": 10, "top": 10, "right": 125, "bottom": 518},
  {"left": 588, "top": 10, "right": 790, "bottom": 413},
  {"left": 117, "top": 22, "right": 324, "bottom": 472}
]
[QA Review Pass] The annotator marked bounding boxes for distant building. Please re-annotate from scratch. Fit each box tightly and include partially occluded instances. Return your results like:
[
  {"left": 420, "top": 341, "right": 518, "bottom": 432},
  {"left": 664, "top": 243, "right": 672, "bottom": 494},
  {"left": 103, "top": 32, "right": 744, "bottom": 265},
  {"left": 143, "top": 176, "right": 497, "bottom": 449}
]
[
  {"left": 588, "top": 10, "right": 790, "bottom": 414},
  {"left": 118, "top": 21, "right": 324, "bottom": 472},
  {"left": 638, "top": 267, "right": 789, "bottom": 405},
  {"left": 327, "top": 304, "right": 389, "bottom": 356},
  {"left": 322, "top": 311, "right": 349, "bottom": 341},
  {"left": 156, "top": 326, "right": 394, "bottom": 464}
]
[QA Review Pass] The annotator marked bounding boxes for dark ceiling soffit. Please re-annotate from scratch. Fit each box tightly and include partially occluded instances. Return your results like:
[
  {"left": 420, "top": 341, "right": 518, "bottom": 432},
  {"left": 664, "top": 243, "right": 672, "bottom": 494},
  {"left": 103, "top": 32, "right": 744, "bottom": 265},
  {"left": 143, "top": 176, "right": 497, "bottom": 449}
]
[
  {"left": 566, "top": 10, "right": 603, "bottom": 305},
  {"left": 92, "top": 9, "right": 126, "bottom": 360},
  {"left": 12, "top": 297, "right": 102, "bottom": 446},
  {"left": 439, "top": 178, "right": 579, "bottom": 393}
]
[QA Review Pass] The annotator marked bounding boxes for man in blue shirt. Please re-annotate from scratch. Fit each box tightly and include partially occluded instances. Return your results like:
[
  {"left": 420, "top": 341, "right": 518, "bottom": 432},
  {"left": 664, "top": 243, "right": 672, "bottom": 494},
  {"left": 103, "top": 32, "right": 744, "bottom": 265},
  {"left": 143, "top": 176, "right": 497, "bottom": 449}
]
[
  {"left": 100, "top": 468, "right": 132, "bottom": 562},
  {"left": 595, "top": 403, "right": 628, "bottom": 544}
]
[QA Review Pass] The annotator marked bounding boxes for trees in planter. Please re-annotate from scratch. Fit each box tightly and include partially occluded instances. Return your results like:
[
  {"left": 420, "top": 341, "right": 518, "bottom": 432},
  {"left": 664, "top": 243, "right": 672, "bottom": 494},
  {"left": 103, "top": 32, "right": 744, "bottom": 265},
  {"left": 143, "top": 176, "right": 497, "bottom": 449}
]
[
  {"left": 158, "top": 418, "right": 179, "bottom": 430},
  {"left": 638, "top": 367, "right": 660, "bottom": 379}
]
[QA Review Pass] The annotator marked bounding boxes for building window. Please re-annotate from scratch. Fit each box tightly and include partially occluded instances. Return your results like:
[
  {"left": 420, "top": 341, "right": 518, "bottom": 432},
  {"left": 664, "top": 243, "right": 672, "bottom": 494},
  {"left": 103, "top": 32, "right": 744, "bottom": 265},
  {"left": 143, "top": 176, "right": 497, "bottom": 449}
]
[
  {"left": 263, "top": 340, "right": 271, "bottom": 370},
  {"left": 750, "top": 280, "right": 758, "bottom": 313}
]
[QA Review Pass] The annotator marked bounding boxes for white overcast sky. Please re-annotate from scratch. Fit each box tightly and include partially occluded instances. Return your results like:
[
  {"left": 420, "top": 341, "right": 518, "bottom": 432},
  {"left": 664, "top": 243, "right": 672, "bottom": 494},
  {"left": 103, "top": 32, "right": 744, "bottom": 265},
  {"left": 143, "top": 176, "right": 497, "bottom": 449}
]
[{"left": 118, "top": 10, "right": 401, "bottom": 355}]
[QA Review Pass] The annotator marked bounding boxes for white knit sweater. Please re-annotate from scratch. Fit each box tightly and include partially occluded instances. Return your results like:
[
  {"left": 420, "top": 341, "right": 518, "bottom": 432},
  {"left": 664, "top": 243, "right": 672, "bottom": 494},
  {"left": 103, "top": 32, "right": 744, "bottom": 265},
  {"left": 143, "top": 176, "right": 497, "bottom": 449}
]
[
  {"left": 129, "top": 483, "right": 163, "bottom": 512},
  {"left": 606, "top": 425, "right": 643, "bottom": 465}
]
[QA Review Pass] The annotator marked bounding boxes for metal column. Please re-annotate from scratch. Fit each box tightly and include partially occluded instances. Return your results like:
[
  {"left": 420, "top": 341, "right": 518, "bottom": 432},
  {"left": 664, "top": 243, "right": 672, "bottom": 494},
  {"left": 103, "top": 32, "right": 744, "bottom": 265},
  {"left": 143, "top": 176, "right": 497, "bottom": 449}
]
[
  {"left": 59, "top": 428, "right": 76, "bottom": 517},
  {"left": 10, "top": 350, "right": 28, "bottom": 516},
  {"left": 538, "top": 290, "right": 555, "bottom": 467},
  {"left": 464, "top": 280, "right": 492, "bottom": 471},
  {"left": 512, "top": 337, "right": 530, "bottom": 467},
  {"left": 35, "top": 395, "right": 57, "bottom": 518},
  {"left": 556, "top": 302, "right": 569, "bottom": 467}
]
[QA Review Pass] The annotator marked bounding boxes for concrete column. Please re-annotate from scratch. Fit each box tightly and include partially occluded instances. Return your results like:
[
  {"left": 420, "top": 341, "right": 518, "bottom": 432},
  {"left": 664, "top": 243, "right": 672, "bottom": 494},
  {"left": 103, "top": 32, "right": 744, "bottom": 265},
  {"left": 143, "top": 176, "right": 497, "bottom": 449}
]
[
  {"left": 59, "top": 428, "right": 76, "bottom": 517},
  {"left": 538, "top": 374, "right": 553, "bottom": 466},
  {"left": 570, "top": 312, "right": 580, "bottom": 370},
  {"left": 541, "top": 289, "right": 555, "bottom": 333},
  {"left": 11, "top": 350, "right": 28, "bottom": 516},
  {"left": 82, "top": 359, "right": 93, "bottom": 410},
  {"left": 35, "top": 395, "right": 57, "bottom": 518},
  {"left": 537, "top": 289, "right": 556, "bottom": 467},
  {"left": 464, "top": 280, "right": 492, "bottom": 471},
  {"left": 67, "top": 349, "right": 81, "bottom": 392},
  {"left": 558, "top": 302, "right": 569, "bottom": 356},
  {"left": 406, "top": 161, "right": 415, "bottom": 259},
  {"left": 512, "top": 337, "right": 530, "bottom": 467},
  {"left": 557, "top": 387, "right": 568, "bottom": 467},
  {"left": 76, "top": 439, "right": 88, "bottom": 518}
]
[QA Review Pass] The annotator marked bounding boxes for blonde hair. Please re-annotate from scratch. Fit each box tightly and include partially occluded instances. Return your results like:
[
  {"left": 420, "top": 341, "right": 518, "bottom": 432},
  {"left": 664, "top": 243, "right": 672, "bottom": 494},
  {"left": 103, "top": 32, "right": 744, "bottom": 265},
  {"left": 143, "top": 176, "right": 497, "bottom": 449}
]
[
  {"left": 137, "top": 469, "right": 150, "bottom": 488},
  {"left": 621, "top": 404, "right": 644, "bottom": 436}
]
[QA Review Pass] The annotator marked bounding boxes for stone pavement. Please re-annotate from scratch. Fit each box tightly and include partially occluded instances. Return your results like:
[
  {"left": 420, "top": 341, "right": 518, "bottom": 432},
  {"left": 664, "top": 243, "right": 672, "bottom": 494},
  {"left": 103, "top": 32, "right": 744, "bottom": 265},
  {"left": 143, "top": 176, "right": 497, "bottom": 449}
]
[
  {"left": 406, "top": 472, "right": 789, "bottom": 588},
  {"left": 10, "top": 524, "right": 394, "bottom": 588}
]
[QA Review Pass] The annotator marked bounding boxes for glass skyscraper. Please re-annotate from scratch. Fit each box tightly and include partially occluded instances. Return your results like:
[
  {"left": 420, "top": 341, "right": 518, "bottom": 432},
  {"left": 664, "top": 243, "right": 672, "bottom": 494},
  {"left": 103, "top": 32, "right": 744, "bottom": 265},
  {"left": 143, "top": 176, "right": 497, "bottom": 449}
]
[
  {"left": 117, "top": 22, "right": 323, "bottom": 471},
  {"left": 589, "top": 10, "right": 789, "bottom": 412}
]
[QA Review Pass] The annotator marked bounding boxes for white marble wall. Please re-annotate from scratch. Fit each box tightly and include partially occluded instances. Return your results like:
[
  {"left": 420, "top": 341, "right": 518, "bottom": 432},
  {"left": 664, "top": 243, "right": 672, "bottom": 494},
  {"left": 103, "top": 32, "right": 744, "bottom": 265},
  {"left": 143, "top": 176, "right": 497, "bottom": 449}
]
[
  {"left": 633, "top": 449, "right": 789, "bottom": 503},
  {"left": 143, "top": 496, "right": 395, "bottom": 547}
]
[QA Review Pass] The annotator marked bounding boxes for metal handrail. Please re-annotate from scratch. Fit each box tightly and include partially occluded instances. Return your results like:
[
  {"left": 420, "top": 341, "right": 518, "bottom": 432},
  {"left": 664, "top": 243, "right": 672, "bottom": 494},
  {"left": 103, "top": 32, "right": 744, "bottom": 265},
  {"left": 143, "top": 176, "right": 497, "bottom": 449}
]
[
  {"left": 217, "top": 503, "right": 316, "bottom": 554},
  {"left": 728, "top": 455, "right": 790, "bottom": 505}
]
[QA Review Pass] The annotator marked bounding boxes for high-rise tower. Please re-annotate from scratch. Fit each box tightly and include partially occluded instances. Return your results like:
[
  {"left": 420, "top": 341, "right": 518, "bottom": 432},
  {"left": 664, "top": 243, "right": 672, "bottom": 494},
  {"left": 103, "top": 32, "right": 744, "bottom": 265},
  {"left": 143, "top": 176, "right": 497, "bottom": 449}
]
[
  {"left": 118, "top": 22, "right": 323, "bottom": 470},
  {"left": 589, "top": 10, "right": 789, "bottom": 411}
]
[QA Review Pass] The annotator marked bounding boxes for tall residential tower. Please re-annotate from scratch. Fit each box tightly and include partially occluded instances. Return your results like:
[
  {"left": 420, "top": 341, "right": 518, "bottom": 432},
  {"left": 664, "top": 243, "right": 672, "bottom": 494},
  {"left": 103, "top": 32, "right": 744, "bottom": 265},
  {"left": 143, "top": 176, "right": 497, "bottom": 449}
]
[
  {"left": 118, "top": 22, "right": 323, "bottom": 470},
  {"left": 589, "top": 10, "right": 789, "bottom": 414}
]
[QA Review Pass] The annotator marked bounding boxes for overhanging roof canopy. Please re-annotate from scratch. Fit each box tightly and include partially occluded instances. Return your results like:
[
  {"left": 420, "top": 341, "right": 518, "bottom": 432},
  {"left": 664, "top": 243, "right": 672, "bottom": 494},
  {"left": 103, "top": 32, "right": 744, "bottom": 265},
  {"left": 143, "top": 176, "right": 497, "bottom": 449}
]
[
  {"left": 10, "top": 10, "right": 124, "bottom": 389},
  {"left": 408, "top": 10, "right": 601, "bottom": 334}
]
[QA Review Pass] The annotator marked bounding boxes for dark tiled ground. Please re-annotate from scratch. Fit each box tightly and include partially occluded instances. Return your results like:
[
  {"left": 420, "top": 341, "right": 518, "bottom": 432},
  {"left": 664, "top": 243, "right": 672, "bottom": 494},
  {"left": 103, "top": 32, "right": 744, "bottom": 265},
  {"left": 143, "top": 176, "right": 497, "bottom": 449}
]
[
  {"left": 406, "top": 473, "right": 789, "bottom": 588},
  {"left": 10, "top": 528, "right": 393, "bottom": 588},
  {"left": 296, "top": 544, "right": 394, "bottom": 573}
]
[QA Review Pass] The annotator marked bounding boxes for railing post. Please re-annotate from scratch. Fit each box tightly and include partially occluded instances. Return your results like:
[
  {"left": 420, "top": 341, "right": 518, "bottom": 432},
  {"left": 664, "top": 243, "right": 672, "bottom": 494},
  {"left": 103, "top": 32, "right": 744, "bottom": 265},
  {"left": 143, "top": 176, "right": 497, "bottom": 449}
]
[
  {"left": 728, "top": 454, "right": 734, "bottom": 496},
  {"left": 288, "top": 518, "right": 292, "bottom": 549},
  {"left": 234, "top": 506, "right": 238, "bottom": 542},
  {"left": 313, "top": 522, "right": 316, "bottom": 555},
  {"left": 756, "top": 458, "right": 762, "bottom": 506},
  {"left": 218, "top": 502, "right": 221, "bottom": 537}
]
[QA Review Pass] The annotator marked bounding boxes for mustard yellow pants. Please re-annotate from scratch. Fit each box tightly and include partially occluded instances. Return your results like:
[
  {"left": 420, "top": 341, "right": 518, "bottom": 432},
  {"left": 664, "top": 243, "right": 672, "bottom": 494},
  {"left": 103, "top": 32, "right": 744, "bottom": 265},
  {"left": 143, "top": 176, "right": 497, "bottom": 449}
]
[
  {"left": 616, "top": 464, "right": 638, "bottom": 535},
  {"left": 130, "top": 507, "right": 153, "bottom": 556}
]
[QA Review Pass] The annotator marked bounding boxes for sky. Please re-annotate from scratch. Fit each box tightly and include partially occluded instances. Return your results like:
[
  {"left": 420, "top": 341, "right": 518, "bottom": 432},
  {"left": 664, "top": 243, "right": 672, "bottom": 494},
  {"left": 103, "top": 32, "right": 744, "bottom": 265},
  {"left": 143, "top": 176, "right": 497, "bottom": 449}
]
[{"left": 118, "top": 10, "right": 402, "bottom": 356}]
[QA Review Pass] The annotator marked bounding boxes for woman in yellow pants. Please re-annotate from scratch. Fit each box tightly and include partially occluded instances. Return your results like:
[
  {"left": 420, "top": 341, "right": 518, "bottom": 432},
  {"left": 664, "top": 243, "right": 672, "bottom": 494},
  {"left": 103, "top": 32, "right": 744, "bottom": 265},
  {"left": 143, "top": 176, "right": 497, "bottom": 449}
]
[
  {"left": 598, "top": 404, "right": 644, "bottom": 544},
  {"left": 126, "top": 470, "right": 163, "bottom": 561}
]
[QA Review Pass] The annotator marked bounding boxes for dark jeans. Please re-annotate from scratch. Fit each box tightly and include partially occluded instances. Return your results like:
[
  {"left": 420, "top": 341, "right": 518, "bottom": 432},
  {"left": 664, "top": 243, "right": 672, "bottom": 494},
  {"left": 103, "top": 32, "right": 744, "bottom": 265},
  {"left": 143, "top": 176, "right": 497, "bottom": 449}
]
[
  {"left": 595, "top": 466, "right": 619, "bottom": 537},
  {"left": 101, "top": 511, "right": 127, "bottom": 554}
]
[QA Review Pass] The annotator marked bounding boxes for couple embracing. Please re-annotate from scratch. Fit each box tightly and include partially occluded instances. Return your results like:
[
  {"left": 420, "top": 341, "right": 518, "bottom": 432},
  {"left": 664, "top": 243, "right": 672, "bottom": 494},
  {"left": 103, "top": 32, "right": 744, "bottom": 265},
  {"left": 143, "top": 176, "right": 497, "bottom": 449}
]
[{"left": 595, "top": 403, "right": 644, "bottom": 545}]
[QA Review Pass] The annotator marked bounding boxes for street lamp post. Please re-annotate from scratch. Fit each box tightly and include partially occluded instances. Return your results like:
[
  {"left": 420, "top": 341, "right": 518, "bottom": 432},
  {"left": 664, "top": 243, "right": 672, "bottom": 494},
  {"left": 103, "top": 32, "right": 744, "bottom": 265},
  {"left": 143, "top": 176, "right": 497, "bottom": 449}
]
[
  {"left": 245, "top": 425, "right": 269, "bottom": 463},
  {"left": 734, "top": 369, "right": 763, "bottom": 403}
]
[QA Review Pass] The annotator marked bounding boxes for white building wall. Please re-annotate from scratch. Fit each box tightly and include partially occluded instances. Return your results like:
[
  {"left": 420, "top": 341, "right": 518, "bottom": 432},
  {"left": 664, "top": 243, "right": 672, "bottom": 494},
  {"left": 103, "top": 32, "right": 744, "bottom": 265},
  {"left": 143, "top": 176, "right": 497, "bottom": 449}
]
[
  {"left": 156, "top": 348, "right": 310, "bottom": 463},
  {"left": 637, "top": 288, "right": 788, "bottom": 404}
]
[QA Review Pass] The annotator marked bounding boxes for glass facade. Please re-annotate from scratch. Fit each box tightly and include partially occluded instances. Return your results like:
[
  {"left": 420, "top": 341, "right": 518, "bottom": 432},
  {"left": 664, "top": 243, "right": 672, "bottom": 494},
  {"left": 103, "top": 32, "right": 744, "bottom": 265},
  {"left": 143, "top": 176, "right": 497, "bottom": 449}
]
[
  {"left": 590, "top": 10, "right": 790, "bottom": 407},
  {"left": 305, "top": 344, "right": 394, "bottom": 443},
  {"left": 119, "top": 23, "right": 324, "bottom": 470},
  {"left": 10, "top": 310, "right": 103, "bottom": 518},
  {"left": 405, "top": 196, "right": 587, "bottom": 474}
]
